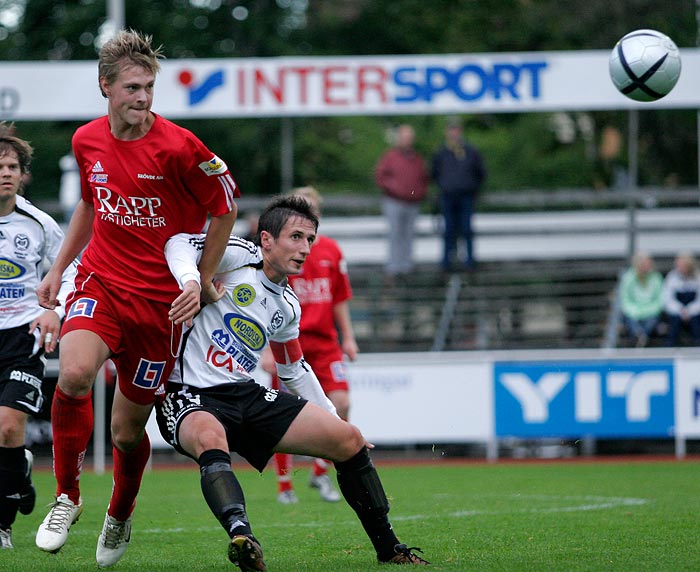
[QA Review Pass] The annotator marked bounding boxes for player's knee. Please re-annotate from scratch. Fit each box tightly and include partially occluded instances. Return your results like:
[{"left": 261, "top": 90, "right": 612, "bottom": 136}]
[
  {"left": 111, "top": 430, "right": 142, "bottom": 452},
  {"left": 191, "top": 427, "right": 226, "bottom": 454},
  {"left": 335, "top": 423, "right": 365, "bottom": 461},
  {"left": 110, "top": 420, "right": 146, "bottom": 451},
  {"left": 0, "top": 419, "right": 24, "bottom": 447},
  {"left": 178, "top": 417, "right": 227, "bottom": 458},
  {"left": 57, "top": 362, "right": 97, "bottom": 397}
]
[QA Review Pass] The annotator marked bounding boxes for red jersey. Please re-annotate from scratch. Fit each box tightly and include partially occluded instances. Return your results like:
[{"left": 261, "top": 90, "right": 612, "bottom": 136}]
[
  {"left": 288, "top": 235, "right": 352, "bottom": 346},
  {"left": 73, "top": 114, "right": 238, "bottom": 303}
]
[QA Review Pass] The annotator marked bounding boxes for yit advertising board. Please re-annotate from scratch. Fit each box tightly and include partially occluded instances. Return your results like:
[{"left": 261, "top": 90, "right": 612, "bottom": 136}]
[
  {"left": 135, "top": 351, "right": 699, "bottom": 454},
  {"left": 494, "top": 360, "right": 675, "bottom": 438}
]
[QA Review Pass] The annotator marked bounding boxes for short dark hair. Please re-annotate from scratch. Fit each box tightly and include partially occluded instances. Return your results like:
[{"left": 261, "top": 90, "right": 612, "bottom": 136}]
[
  {"left": 0, "top": 122, "right": 33, "bottom": 174},
  {"left": 256, "top": 195, "right": 319, "bottom": 243}
]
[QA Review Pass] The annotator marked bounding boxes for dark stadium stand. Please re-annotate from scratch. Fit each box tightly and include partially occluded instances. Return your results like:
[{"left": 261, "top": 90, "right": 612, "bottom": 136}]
[{"left": 348, "top": 258, "right": 626, "bottom": 353}]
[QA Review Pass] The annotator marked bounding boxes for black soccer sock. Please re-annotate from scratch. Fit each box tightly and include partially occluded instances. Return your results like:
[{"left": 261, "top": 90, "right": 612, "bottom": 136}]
[
  {"left": 0, "top": 446, "right": 25, "bottom": 529},
  {"left": 198, "top": 449, "right": 253, "bottom": 539},
  {"left": 334, "top": 446, "right": 400, "bottom": 560}
]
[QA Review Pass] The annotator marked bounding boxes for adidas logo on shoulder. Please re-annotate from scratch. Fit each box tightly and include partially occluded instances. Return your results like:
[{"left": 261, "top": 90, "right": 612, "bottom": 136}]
[{"left": 92, "top": 161, "right": 104, "bottom": 173}]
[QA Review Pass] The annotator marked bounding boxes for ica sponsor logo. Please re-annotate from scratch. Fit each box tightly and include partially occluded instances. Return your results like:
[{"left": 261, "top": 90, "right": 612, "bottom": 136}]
[
  {"left": 0, "top": 258, "right": 26, "bottom": 279},
  {"left": 224, "top": 312, "right": 266, "bottom": 351},
  {"left": 205, "top": 345, "right": 256, "bottom": 374}
]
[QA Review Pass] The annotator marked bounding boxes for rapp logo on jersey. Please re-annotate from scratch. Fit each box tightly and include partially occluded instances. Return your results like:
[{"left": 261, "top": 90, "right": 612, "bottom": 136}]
[
  {"left": 494, "top": 360, "right": 674, "bottom": 438},
  {"left": 178, "top": 69, "right": 225, "bottom": 106},
  {"left": 0, "top": 257, "right": 26, "bottom": 279},
  {"left": 93, "top": 187, "right": 166, "bottom": 228},
  {"left": 224, "top": 312, "right": 267, "bottom": 351}
]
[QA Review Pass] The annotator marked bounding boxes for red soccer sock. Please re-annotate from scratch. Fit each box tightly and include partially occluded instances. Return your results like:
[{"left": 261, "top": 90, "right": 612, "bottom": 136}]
[
  {"left": 51, "top": 387, "right": 94, "bottom": 504},
  {"left": 108, "top": 433, "right": 151, "bottom": 521},
  {"left": 312, "top": 458, "right": 329, "bottom": 478},
  {"left": 274, "top": 453, "right": 294, "bottom": 493}
]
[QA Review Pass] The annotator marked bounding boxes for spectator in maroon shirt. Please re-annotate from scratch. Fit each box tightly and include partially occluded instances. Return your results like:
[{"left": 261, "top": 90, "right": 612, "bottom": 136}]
[{"left": 374, "top": 124, "right": 429, "bottom": 282}]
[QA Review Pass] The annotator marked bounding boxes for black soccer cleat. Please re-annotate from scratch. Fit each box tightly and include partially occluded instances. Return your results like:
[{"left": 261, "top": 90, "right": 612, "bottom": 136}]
[
  {"left": 228, "top": 534, "right": 267, "bottom": 571},
  {"left": 379, "top": 543, "right": 430, "bottom": 565}
]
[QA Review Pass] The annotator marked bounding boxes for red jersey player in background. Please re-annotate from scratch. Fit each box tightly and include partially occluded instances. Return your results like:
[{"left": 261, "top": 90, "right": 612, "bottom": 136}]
[
  {"left": 268, "top": 186, "right": 359, "bottom": 504},
  {"left": 35, "top": 30, "right": 238, "bottom": 567}
]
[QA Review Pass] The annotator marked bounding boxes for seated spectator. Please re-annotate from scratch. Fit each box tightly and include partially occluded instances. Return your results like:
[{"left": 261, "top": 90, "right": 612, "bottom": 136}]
[
  {"left": 619, "top": 252, "right": 664, "bottom": 347},
  {"left": 662, "top": 252, "right": 700, "bottom": 346}
]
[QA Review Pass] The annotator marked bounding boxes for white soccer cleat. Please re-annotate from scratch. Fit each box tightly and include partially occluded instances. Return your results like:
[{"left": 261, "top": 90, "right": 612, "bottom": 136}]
[
  {"left": 277, "top": 490, "right": 299, "bottom": 505},
  {"left": 35, "top": 493, "right": 83, "bottom": 553},
  {"left": 309, "top": 474, "right": 341, "bottom": 503},
  {"left": 96, "top": 511, "right": 132, "bottom": 568}
]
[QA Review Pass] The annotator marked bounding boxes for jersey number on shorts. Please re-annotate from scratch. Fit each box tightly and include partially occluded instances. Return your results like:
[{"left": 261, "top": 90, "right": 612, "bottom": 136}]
[
  {"left": 67, "top": 297, "right": 97, "bottom": 320},
  {"left": 132, "top": 358, "right": 166, "bottom": 389}
]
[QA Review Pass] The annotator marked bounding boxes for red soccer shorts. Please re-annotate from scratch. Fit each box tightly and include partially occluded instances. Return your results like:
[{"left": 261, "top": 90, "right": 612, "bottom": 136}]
[
  {"left": 61, "top": 268, "right": 181, "bottom": 405},
  {"left": 300, "top": 341, "right": 349, "bottom": 394}
]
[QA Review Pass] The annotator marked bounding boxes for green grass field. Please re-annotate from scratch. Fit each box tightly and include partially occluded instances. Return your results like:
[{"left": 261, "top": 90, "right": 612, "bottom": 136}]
[{"left": 4, "top": 458, "right": 699, "bottom": 571}]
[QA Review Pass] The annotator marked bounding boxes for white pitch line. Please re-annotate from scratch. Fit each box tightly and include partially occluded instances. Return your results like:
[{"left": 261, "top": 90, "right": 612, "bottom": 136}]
[{"left": 35, "top": 494, "right": 648, "bottom": 537}]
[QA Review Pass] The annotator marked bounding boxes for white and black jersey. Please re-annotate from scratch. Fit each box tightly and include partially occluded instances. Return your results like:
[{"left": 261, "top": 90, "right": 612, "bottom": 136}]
[
  {"left": 0, "top": 195, "right": 76, "bottom": 330},
  {"left": 165, "top": 233, "right": 303, "bottom": 389}
]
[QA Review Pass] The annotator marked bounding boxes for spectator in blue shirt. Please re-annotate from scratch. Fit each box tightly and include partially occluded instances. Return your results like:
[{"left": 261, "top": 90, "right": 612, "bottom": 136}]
[{"left": 663, "top": 252, "right": 700, "bottom": 346}]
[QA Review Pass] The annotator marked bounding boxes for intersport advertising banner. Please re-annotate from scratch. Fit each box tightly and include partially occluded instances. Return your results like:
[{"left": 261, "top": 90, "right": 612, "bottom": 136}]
[{"left": 1, "top": 49, "right": 699, "bottom": 120}]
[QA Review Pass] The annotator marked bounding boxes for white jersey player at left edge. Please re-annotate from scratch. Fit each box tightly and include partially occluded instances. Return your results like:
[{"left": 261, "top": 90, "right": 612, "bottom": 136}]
[
  {"left": 157, "top": 195, "right": 429, "bottom": 570},
  {"left": 0, "top": 122, "right": 76, "bottom": 550}
]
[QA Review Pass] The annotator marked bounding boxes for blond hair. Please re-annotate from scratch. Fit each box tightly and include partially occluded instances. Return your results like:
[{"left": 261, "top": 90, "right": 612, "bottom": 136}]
[{"left": 98, "top": 29, "right": 164, "bottom": 97}]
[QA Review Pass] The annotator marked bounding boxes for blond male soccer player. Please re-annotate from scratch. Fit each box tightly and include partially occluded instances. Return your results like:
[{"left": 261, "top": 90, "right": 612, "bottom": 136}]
[{"left": 35, "top": 30, "right": 238, "bottom": 567}]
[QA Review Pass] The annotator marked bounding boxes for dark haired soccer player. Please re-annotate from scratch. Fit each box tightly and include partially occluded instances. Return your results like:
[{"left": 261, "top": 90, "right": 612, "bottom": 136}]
[
  {"left": 157, "top": 195, "right": 429, "bottom": 570},
  {"left": 35, "top": 30, "right": 238, "bottom": 567}
]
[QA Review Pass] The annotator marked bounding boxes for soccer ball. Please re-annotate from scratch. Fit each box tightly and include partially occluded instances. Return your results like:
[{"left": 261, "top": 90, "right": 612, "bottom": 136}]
[{"left": 609, "top": 29, "right": 681, "bottom": 102}]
